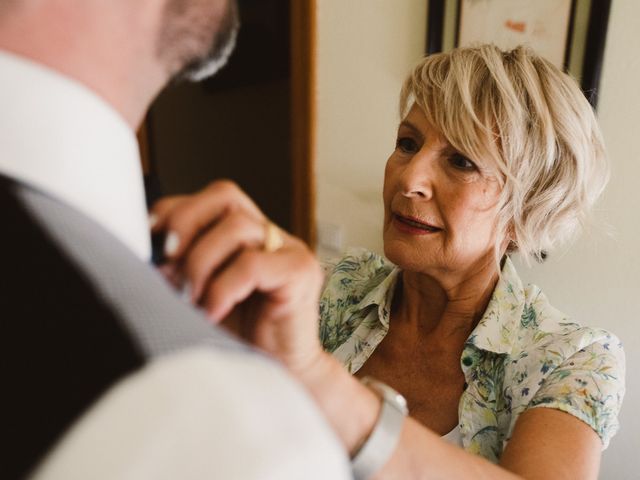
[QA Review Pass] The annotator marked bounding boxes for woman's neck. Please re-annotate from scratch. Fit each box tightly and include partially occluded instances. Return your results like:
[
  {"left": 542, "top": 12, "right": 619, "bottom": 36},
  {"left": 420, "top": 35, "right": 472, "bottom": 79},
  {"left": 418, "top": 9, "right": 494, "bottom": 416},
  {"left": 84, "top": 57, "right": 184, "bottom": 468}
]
[{"left": 396, "top": 260, "right": 500, "bottom": 346}]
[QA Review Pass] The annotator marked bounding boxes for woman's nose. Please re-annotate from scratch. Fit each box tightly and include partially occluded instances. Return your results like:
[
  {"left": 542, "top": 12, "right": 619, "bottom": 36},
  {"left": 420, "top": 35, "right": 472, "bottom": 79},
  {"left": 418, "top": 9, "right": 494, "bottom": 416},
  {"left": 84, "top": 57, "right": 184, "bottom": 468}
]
[{"left": 398, "top": 154, "right": 435, "bottom": 199}]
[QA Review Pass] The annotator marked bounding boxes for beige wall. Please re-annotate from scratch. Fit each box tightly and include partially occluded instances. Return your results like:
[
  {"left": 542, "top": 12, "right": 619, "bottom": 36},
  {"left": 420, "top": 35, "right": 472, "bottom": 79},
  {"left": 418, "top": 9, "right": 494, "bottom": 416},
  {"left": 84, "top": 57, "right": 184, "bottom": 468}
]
[
  {"left": 516, "top": 1, "right": 640, "bottom": 477},
  {"left": 315, "top": 1, "right": 639, "bottom": 477},
  {"left": 315, "top": 0, "right": 426, "bottom": 256}
]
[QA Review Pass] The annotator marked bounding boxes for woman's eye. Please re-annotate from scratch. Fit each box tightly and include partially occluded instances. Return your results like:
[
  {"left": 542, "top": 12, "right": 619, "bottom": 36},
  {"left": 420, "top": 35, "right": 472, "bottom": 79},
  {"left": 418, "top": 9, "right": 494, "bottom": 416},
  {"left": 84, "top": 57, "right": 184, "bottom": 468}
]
[
  {"left": 449, "top": 153, "right": 476, "bottom": 170},
  {"left": 396, "top": 137, "right": 418, "bottom": 153}
]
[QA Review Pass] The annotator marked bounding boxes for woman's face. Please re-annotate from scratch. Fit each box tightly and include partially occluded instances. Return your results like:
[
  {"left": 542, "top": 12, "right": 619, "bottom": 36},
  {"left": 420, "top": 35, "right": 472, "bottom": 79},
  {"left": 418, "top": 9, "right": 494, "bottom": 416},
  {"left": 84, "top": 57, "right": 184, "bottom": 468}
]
[{"left": 383, "top": 104, "right": 505, "bottom": 279}]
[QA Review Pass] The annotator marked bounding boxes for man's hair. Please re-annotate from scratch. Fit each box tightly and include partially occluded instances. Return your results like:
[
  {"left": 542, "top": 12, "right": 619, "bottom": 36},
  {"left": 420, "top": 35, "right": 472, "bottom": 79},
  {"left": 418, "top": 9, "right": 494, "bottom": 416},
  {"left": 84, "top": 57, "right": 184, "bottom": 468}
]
[
  {"left": 157, "top": 0, "right": 239, "bottom": 81},
  {"left": 400, "top": 44, "right": 609, "bottom": 264}
]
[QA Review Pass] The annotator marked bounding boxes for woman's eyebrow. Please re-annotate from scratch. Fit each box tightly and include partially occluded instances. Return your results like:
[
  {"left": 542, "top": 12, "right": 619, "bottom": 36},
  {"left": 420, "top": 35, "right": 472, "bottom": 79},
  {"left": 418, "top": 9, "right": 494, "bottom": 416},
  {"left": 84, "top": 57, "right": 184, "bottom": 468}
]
[
  {"left": 398, "top": 120, "right": 424, "bottom": 140},
  {"left": 400, "top": 120, "right": 455, "bottom": 152}
]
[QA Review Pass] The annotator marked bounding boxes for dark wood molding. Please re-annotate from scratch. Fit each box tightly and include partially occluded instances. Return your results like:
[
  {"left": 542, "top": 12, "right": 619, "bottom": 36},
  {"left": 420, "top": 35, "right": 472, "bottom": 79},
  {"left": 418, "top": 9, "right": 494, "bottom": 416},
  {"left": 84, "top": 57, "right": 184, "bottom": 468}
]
[
  {"left": 427, "top": 0, "right": 609, "bottom": 109},
  {"left": 426, "top": 0, "right": 446, "bottom": 54},
  {"left": 581, "top": 0, "right": 611, "bottom": 108},
  {"left": 563, "top": 0, "right": 578, "bottom": 71},
  {"left": 290, "top": 0, "right": 316, "bottom": 247}
]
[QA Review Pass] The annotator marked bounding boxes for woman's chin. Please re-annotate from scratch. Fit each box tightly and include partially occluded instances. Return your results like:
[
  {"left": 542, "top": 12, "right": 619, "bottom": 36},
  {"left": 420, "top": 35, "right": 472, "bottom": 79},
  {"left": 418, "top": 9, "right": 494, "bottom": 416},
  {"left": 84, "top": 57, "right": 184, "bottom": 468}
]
[{"left": 383, "top": 238, "right": 439, "bottom": 273}]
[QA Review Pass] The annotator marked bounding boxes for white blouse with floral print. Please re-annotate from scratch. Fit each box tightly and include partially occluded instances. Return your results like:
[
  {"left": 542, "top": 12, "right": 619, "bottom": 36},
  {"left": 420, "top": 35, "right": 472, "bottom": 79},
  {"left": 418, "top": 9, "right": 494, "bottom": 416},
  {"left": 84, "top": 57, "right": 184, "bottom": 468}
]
[{"left": 319, "top": 248, "right": 625, "bottom": 462}]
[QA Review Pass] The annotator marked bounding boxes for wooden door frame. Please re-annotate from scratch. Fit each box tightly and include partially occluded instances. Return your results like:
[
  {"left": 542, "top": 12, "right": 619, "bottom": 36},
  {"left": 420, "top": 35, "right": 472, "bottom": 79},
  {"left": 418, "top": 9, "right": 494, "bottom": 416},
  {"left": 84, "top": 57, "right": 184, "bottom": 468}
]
[{"left": 290, "top": 0, "right": 316, "bottom": 247}]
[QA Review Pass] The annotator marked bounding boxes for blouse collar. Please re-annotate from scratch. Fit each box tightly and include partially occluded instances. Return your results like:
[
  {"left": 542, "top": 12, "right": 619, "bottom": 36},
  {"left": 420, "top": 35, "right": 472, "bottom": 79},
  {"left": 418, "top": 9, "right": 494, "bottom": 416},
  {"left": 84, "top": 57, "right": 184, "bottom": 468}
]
[{"left": 351, "top": 256, "right": 526, "bottom": 354}]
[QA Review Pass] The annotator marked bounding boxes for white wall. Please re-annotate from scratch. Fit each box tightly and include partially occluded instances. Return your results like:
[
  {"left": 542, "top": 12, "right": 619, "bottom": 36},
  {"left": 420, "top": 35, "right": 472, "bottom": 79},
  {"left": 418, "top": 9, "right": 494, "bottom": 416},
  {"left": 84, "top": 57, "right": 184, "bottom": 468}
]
[
  {"left": 515, "top": 2, "right": 640, "bottom": 477},
  {"left": 315, "top": 0, "right": 426, "bottom": 256},
  {"left": 315, "top": 1, "right": 639, "bottom": 478}
]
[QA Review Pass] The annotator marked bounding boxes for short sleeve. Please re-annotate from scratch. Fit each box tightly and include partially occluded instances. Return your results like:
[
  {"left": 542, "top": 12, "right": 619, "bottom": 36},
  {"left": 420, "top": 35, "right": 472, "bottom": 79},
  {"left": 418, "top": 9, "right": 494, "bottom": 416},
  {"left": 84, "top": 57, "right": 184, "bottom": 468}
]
[{"left": 527, "top": 337, "right": 625, "bottom": 449}]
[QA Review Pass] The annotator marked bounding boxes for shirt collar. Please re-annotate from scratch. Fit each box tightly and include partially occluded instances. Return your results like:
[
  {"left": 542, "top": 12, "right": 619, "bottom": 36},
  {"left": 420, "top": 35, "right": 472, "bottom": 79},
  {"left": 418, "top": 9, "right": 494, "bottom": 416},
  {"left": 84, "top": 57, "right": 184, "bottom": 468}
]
[
  {"left": 351, "top": 256, "right": 526, "bottom": 354},
  {"left": 0, "top": 50, "right": 151, "bottom": 261},
  {"left": 465, "top": 257, "right": 525, "bottom": 355},
  {"left": 353, "top": 265, "right": 401, "bottom": 328}
]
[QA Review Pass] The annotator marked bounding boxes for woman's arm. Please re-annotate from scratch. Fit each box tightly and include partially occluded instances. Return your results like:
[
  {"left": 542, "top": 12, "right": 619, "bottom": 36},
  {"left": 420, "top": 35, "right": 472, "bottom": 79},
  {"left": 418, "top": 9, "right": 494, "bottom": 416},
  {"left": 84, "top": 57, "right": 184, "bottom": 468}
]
[
  {"left": 500, "top": 408, "right": 601, "bottom": 479},
  {"left": 301, "top": 351, "right": 601, "bottom": 480},
  {"left": 150, "top": 183, "right": 603, "bottom": 479}
]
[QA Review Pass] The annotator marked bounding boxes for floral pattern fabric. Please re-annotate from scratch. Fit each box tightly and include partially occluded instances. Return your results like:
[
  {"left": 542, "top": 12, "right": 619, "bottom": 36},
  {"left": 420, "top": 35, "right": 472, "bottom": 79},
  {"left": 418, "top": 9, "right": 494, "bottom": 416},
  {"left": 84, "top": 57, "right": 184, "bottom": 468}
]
[{"left": 319, "top": 248, "right": 625, "bottom": 462}]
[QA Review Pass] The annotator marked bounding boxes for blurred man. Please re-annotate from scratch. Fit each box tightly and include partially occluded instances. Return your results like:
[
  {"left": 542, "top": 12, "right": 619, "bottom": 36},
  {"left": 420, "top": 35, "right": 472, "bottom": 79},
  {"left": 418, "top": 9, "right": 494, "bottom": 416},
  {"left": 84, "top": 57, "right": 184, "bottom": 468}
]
[{"left": 0, "top": 1, "right": 349, "bottom": 478}]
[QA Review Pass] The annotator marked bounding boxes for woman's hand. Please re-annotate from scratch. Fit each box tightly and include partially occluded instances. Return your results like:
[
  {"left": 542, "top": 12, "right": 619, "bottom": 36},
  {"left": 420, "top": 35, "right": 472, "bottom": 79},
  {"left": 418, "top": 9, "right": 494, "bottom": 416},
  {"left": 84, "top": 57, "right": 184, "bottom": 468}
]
[
  {"left": 149, "top": 180, "right": 325, "bottom": 372},
  {"left": 150, "top": 181, "right": 597, "bottom": 480}
]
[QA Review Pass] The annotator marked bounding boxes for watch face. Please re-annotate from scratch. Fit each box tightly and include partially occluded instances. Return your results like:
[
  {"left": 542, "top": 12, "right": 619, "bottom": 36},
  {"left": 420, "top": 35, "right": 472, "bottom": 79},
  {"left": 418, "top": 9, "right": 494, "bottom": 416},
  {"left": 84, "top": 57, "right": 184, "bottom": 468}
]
[
  {"left": 392, "top": 392, "right": 409, "bottom": 414},
  {"left": 361, "top": 376, "right": 409, "bottom": 415},
  {"left": 353, "top": 377, "right": 408, "bottom": 480}
]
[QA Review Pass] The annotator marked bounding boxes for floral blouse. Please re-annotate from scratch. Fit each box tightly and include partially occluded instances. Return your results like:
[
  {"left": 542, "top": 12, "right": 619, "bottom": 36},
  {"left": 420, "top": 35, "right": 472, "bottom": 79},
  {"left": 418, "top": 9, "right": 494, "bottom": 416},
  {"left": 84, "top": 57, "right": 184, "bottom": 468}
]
[{"left": 319, "top": 248, "right": 625, "bottom": 462}]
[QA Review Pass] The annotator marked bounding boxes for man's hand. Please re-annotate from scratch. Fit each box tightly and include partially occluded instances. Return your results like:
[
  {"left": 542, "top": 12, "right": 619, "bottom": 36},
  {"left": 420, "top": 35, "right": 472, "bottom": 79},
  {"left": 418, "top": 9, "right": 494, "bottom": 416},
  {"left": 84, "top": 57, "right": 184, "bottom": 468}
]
[{"left": 149, "top": 180, "right": 325, "bottom": 372}]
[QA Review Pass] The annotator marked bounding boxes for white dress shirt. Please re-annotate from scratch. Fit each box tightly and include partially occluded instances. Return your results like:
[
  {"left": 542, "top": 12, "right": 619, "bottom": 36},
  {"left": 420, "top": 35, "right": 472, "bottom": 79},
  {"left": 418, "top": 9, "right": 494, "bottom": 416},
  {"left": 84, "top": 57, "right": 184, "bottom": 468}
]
[
  {"left": 0, "top": 50, "right": 150, "bottom": 261},
  {"left": 0, "top": 49, "right": 350, "bottom": 479},
  {"left": 31, "top": 349, "right": 350, "bottom": 480}
]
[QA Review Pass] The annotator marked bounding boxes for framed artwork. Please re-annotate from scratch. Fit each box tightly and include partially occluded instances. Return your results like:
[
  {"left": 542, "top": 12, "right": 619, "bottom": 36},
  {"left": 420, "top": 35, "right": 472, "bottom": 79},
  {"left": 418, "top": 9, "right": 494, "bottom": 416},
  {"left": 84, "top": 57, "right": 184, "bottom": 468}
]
[{"left": 426, "top": 0, "right": 612, "bottom": 107}]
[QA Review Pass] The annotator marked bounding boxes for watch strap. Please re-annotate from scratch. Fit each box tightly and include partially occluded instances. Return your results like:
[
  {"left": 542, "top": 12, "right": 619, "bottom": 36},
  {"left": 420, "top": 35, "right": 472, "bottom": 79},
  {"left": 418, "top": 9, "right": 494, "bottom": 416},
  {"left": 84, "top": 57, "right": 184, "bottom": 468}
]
[{"left": 352, "top": 377, "right": 408, "bottom": 480}]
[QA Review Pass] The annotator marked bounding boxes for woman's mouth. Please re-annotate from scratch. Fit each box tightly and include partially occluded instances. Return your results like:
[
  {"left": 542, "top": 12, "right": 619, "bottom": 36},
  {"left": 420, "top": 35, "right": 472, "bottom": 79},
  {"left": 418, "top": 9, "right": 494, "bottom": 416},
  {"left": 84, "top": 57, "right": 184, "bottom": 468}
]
[{"left": 392, "top": 214, "right": 442, "bottom": 235}]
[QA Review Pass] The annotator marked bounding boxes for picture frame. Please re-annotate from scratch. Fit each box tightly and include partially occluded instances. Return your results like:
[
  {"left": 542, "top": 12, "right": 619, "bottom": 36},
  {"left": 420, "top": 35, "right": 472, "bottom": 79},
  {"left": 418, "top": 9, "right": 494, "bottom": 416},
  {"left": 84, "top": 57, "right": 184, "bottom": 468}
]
[{"left": 425, "top": 0, "right": 612, "bottom": 108}]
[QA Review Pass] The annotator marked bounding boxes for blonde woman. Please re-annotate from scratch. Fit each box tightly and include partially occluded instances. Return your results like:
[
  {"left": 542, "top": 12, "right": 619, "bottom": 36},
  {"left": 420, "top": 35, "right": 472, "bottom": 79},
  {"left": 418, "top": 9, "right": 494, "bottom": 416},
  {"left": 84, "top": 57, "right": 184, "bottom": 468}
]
[{"left": 152, "top": 45, "right": 625, "bottom": 479}]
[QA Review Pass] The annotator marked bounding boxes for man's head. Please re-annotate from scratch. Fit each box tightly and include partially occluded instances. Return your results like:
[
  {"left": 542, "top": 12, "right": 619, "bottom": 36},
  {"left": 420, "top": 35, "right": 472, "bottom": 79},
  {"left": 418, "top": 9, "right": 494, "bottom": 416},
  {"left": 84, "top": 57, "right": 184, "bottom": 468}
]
[
  {"left": 157, "top": 0, "right": 239, "bottom": 83},
  {"left": 0, "top": 0, "right": 239, "bottom": 127}
]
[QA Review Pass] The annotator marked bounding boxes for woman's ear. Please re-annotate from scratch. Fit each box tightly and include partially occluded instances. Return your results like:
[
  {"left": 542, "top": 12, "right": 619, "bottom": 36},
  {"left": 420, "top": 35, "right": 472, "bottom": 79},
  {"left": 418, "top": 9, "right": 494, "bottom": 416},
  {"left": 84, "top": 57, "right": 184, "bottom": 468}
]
[{"left": 504, "top": 223, "right": 517, "bottom": 253}]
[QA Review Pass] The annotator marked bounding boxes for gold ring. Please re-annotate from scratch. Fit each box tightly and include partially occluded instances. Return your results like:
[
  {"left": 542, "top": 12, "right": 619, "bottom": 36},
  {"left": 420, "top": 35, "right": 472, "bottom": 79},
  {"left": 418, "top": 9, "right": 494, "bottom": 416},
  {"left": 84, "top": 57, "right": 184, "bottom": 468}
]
[{"left": 263, "top": 221, "right": 284, "bottom": 253}]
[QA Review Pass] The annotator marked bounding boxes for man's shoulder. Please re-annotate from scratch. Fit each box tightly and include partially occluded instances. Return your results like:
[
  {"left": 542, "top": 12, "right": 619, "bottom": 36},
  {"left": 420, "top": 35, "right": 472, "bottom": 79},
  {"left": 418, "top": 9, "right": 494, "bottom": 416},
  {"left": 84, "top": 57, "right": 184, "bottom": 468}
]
[
  {"left": 32, "top": 348, "right": 351, "bottom": 480},
  {"left": 3, "top": 177, "right": 351, "bottom": 478}
]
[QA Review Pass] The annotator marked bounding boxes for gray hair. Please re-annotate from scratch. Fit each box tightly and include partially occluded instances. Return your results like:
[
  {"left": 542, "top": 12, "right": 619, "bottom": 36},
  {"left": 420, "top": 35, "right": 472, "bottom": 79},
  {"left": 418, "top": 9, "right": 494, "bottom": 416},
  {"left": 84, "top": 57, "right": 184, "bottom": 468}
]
[{"left": 400, "top": 44, "right": 609, "bottom": 264}]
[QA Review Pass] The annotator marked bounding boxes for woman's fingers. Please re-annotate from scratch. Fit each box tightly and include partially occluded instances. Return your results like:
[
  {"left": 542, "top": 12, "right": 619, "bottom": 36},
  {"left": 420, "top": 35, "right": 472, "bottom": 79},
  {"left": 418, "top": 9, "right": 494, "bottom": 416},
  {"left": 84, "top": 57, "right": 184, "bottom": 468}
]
[
  {"left": 202, "top": 242, "right": 322, "bottom": 325},
  {"left": 149, "top": 180, "right": 326, "bottom": 370},
  {"left": 150, "top": 180, "right": 264, "bottom": 260},
  {"left": 158, "top": 262, "right": 181, "bottom": 288},
  {"left": 149, "top": 195, "right": 187, "bottom": 232},
  {"left": 203, "top": 250, "right": 265, "bottom": 322},
  {"left": 183, "top": 212, "right": 269, "bottom": 302}
]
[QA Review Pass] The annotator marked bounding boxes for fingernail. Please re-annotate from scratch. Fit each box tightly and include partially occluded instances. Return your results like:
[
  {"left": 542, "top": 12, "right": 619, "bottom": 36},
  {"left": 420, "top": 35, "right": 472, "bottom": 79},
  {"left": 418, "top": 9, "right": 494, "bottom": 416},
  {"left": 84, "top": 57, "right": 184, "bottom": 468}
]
[
  {"left": 164, "top": 231, "right": 180, "bottom": 257},
  {"left": 148, "top": 213, "right": 158, "bottom": 229},
  {"left": 189, "top": 284, "right": 202, "bottom": 304},
  {"left": 158, "top": 263, "right": 175, "bottom": 279},
  {"left": 207, "top": 308, "right": 220, "bottom": 324}
]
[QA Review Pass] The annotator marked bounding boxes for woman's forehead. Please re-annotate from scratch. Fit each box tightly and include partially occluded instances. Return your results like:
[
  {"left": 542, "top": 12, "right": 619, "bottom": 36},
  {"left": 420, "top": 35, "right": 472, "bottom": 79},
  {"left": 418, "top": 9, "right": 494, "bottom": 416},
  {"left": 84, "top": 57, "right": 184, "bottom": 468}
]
[
  {"left": 404, "top": 103, "right": 427, "bottom": 122},
  {"left": 402, "top": 103, "right": 503, "bottom": 180},
  {"left": 401, "top": 104, "right": 451, "bottom": 147}
]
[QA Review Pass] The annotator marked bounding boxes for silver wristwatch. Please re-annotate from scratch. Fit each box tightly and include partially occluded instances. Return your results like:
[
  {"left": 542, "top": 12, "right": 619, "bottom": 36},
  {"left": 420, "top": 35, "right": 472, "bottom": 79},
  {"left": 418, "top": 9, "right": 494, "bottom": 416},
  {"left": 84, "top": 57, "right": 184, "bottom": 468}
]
[{"left": 352, "top": 376, "right": 409, "bottom": 480}]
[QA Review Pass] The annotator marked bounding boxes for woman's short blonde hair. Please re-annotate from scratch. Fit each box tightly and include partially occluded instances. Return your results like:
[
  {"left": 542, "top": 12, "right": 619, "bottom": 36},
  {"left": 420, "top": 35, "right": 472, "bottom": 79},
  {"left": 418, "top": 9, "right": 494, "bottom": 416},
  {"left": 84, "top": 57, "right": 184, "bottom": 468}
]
[{"left": 400, "top": 44, "right": 608, "bottom": 264}]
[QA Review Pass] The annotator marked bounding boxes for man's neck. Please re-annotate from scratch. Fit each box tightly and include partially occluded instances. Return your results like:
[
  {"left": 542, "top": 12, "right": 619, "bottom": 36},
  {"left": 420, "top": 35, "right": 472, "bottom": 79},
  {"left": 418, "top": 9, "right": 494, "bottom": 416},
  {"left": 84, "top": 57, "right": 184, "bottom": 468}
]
[{"left": 0, "top": 2, "right": 166, "bottom": 129}]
